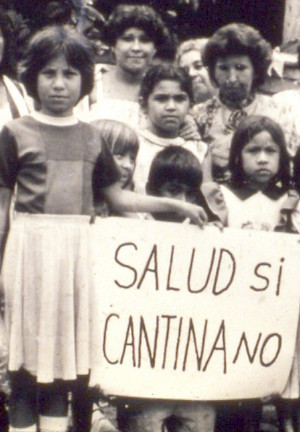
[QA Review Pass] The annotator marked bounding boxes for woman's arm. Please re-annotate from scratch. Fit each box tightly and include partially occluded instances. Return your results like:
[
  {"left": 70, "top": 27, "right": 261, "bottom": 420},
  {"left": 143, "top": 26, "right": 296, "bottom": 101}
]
[{"left": 101, "top": 183, "right": 208, "bottom": 227}]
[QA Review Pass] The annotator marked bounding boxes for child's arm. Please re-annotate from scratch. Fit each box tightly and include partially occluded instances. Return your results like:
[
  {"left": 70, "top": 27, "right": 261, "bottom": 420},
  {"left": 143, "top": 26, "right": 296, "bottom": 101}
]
[
  {"left": 0, "top": 127, "right": 19, "bottom": 268},
  {"left": 201, "top": 147, "right": 213, "bottom": 183},
  {"left": 0, "top": 187, "right": 12, "bottom": 269},
  {"left": 101, "top": 183, "right": 208, "bottom": 227}
]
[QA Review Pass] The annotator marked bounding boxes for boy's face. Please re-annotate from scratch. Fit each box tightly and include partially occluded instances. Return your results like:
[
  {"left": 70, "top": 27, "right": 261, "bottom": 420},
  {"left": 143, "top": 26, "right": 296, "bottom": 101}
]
[
  {"left": 145, "top": 80, "right": 190, "bottom": 138},
  {"left": 154, "top": 181, "right": 198, "bottom": 222},
  {"left": 37, "top": 54, "right": 82, "bottom": 117},
  {"left": 113, "top": 151, "right": 136, "bottom": 189}
]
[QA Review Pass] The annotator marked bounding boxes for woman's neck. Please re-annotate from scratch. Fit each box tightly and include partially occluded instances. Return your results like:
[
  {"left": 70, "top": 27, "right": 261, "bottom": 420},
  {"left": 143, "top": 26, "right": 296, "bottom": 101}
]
[
  {"left": 219, "top": 91, "right": 255, "bottom": 110},
  {"left": 102, "top": 66, "right": 142, "bottom": 102},
  {"left": 114, "top": 65, "right": 143, "bottom": 86}
]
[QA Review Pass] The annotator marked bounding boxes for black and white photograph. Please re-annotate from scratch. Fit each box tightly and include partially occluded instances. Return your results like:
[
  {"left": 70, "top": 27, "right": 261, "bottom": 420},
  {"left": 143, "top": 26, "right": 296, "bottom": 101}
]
[{"left": 0, "top": 1, "right": 299, "bottom": 432}]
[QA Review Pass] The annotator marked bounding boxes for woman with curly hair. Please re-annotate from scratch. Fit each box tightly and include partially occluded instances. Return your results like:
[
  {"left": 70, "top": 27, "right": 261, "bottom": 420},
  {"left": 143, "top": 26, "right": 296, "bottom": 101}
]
[
  {"left": 193, "top": 23, "right": 298, "bottom": 183},
  {"left": 86, "top": 4, "right": 174, "bottom": 127}
]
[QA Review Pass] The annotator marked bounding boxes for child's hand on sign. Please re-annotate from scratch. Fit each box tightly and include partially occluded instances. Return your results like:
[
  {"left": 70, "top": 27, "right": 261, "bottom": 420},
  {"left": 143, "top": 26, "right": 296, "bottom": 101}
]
[
  {"left": 206, "top": 221, "right": 224, "bottom": 231},
  {"left": 178, "top": 202, "right": 208, "bottom": 228}
]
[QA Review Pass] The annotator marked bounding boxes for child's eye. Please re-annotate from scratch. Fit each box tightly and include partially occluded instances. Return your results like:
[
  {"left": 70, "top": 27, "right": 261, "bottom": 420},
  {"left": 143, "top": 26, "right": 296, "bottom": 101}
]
[
  {"left": 166, "top": 184, "right": 180, "bottom": 195},
  {"left": 65, "top": 70, "right": 78, "bottom": 77},
  {"left": 154, "top": 95, "right": 169, "bottom": 102},
  {"left": 174, "top": 95, "right": 189, "bottom": 102},
  {"left": 41, "top": 69, "right": 55, "bottom": 77},
  {"left": 187, "top": 191, "right": 198, "bottom": 202},
  {"left": 247, "top": 148, "right": 259, "bottom": 154}
]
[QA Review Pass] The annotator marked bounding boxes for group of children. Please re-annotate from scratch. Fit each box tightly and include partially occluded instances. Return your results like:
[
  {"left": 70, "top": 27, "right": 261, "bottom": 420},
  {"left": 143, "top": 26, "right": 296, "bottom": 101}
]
[{"left": 0, "top": 19, "right": 298, "bottom": 432}]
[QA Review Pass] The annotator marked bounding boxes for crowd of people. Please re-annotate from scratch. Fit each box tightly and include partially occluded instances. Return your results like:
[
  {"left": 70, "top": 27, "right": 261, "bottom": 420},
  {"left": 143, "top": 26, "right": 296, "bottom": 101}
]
[{"left": 0, "top": 2, "right": 298, "bottom": 432}]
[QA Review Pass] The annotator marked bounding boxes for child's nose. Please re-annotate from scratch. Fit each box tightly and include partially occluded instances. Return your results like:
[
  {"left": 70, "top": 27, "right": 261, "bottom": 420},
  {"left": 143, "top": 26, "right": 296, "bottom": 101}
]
[
  {"left": 122, "top": 156, "right": 132, "bottom": 169},
  {"left": 166, "top": 98, "right": 176, "bottom": 109},
  {"left": 53, "top": 74, "right": 65, "bottom": 88},
  {"left": 176, "top": 192, "right": 187, "bottom": 202},
  {"left": 257, "top": 151, "right": 268, "bottom": 162}
]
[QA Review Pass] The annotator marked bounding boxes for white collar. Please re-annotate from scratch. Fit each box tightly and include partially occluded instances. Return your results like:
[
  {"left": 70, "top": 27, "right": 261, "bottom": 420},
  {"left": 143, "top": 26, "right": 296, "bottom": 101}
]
[
  {"left": 139, "top": 128, "right": 184, "bottom": 147},
  {"left": 31, "top": 111, "right": 79, "bottom": 126}
]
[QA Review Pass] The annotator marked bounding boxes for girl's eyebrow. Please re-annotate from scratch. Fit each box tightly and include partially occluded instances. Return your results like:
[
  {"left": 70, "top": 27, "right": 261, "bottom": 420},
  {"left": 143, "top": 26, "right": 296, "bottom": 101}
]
[
  {"left": 153, "top": 91, "right": 188, "bottom": 96},
  {"left": 40, "top": 66, "right": 55, "bottom": 72},
  {"left": 41, "top": 65, "right": 77, "bottom": 72}
]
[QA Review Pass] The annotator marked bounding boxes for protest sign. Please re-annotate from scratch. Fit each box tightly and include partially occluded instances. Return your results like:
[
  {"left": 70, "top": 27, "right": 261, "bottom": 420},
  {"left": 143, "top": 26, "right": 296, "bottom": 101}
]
[{"left": 89, "top": 217, "right": 300, "bottom": 400}]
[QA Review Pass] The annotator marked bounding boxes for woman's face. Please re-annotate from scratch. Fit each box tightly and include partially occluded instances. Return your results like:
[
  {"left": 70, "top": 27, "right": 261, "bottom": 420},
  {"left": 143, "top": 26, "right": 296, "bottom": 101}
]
[
  {"left": 179, "top": 49, "right": 215, "bottom": 103},
  {"left": 113, "top": 27, "right": 156, "bottom": 75},
  {"left": 214, "top": 55, "right": 255, "bottom": 104}
]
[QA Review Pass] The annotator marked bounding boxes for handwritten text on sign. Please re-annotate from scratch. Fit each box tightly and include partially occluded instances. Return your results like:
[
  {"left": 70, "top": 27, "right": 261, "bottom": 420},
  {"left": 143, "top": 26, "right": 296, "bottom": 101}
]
[{"left": 90, "top": 218, "right": 300, "bottom": 400}]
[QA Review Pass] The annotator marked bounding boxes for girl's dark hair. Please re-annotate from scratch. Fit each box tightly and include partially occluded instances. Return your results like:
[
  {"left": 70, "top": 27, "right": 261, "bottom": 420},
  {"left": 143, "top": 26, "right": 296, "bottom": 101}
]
[
  {"left": 229, "top": 115, "right": 290, "bottom": 188},
  {"left": 104, "top": 4, "right": 174, "bottom": 59},
  {"left": 147, "top": 145, "right": 202, "bottom": 196},
  {"left": 203, "top": 23, "right": 272, "bottom": 89},
  {"left": 92, "top": 119, "right": 139, "bottom": 159},
  {"left": 293, "top": 148, "right": 300, "bottom": 192},
  {"left": 140, "top": 64, "right": 194, "bottom": 108},
  {"left": 19, "top": 25, "right": 95, "bottom": 101}
]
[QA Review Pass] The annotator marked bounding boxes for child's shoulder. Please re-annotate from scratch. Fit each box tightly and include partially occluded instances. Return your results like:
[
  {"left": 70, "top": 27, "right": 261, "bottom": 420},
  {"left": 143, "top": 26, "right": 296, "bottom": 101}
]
[{"left": 1, "top": 114, "right": 35, "bottom": 134}]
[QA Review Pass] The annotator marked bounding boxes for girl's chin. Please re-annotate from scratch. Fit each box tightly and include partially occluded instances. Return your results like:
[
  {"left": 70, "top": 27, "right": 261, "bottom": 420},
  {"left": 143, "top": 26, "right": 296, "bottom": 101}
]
[{"left": 119, "top": 179, "right": 131, "bottom": 189}]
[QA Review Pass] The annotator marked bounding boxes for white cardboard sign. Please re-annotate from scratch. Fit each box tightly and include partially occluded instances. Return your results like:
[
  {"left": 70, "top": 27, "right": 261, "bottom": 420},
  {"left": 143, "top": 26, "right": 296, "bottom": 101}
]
[{"left": 90, "top": 218, "right": 300, "bottom": 400}]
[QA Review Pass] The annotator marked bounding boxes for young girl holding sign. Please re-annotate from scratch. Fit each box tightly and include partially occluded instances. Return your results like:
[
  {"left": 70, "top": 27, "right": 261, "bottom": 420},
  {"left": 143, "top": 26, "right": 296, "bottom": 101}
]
[
  {"left": 205, "top": 115, "right": 293, "bottom": 232},
  {"left": 206, "top": 115, "right": 298, "bottom": 432},
  {"left": 0, "top": 25, "right": 209, "bottom": 432}
]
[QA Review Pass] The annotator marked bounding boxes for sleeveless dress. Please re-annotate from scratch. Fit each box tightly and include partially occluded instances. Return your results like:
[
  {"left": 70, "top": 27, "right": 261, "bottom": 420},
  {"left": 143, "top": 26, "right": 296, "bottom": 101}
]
[{"left": 76, "top": 64, "right": 142, "bottom": 128}]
